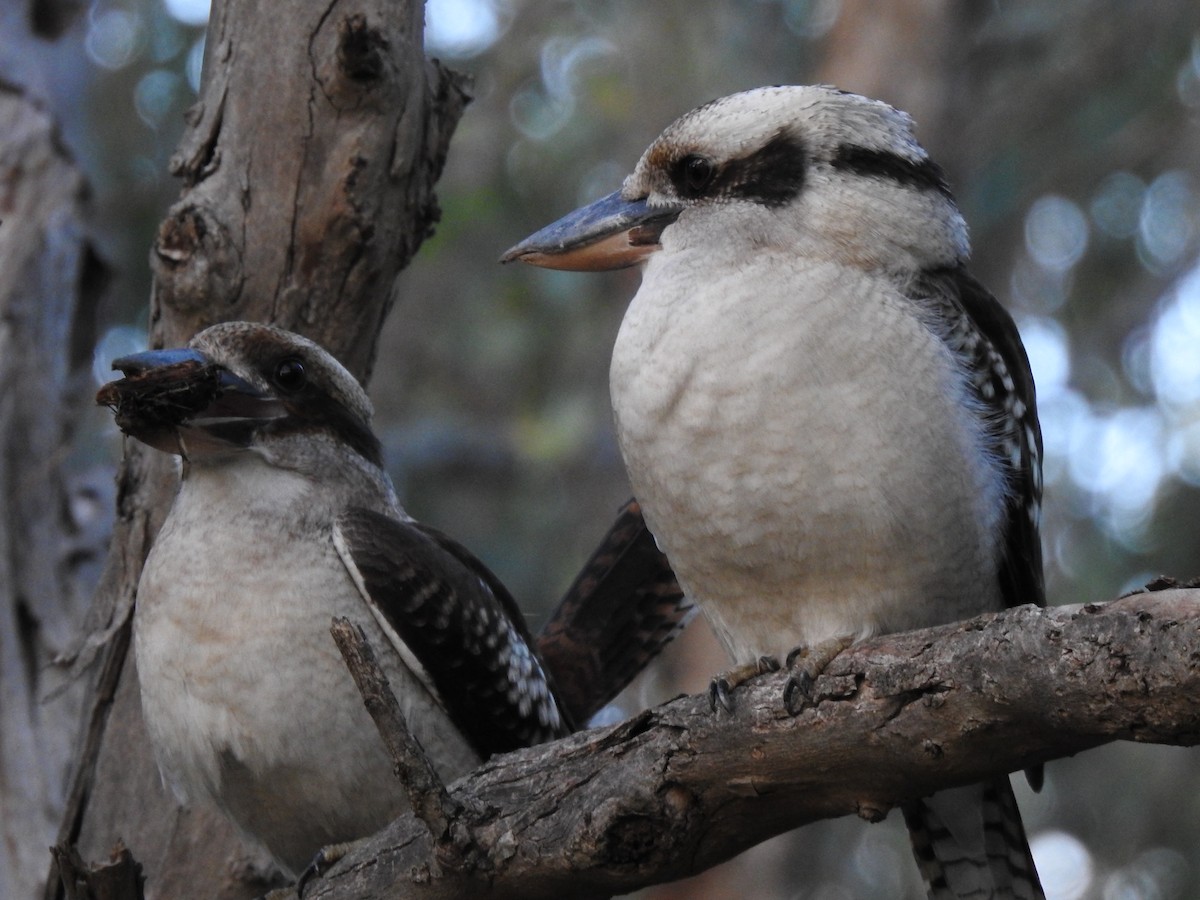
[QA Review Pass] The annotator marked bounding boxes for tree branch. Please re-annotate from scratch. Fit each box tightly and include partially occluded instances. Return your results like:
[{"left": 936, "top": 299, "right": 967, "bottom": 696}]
[
  {"left": 329, "top": 618, "right": 460, "bottom": 838},
  {"left": 305, "top": 589, "right": 1200, "bottom": 899}
]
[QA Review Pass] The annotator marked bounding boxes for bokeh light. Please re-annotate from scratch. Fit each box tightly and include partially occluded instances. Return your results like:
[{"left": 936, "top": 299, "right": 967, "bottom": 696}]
[
  {"left": 1031, "top": 830, "right": 1094, "bottom": 900},
  {"left": 162, "top": 0, "right": 210, "bottom": 26},
  {"left": 134, "top": 69, "right": 183, "bottom": 128},
  {"left": 1102, "top": 847, "right": 1191, "bottom": 900},
  {"left": 85, "top": 9, "right": 144, "bottom": 70},
  {"left": 1150, "top": 265, "right": 1200, "bottom": 411},
  {"left": 781, "top": 0, "right": 842, "bottom": 38},
  {"left": 1025, "top": 195, "right": 1090, "bottom": 272},
  {"left": 1137, "top": 171, "right": 1198, "bottom": 272},
  {"left": 425, "top": 0, "right": 509, "bottom": 58},
  {"left": 1090, "top": 172, "right": 1146, "bottom": 240}
]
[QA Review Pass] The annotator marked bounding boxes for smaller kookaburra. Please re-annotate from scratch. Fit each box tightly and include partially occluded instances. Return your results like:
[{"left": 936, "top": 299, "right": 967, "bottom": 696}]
[
  {"left": 505, "top": 85, "right": 1046, "bottom": 899},
  {"left": 100, "top": 322, "right": 574, "bottom": 878}
]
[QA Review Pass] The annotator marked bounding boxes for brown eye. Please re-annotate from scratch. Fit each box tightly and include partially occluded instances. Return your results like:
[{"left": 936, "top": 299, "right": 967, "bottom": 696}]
[
  {"left": 680, "top": 155, "right": 716, "bottom": 196},
  {"left": 273, "top": 357, "right": 306, "bottom": 392}
]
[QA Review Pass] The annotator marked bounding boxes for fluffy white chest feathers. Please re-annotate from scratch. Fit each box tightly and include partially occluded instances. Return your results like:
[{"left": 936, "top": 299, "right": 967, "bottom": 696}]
[
  {"left": 610, "top": 252, "right": 1008, "bottom": 663},
  {"left": 134, "top": 456, "right": 477, "bottom": 875}
]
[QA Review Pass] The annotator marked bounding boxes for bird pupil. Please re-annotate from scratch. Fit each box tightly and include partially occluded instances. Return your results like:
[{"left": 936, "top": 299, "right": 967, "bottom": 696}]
[
  {"left": 275, "top": 357, "right": 305, "bottom": 390},
  {"left": 684, "top": 156, "right": 714, "bottom": 193}
]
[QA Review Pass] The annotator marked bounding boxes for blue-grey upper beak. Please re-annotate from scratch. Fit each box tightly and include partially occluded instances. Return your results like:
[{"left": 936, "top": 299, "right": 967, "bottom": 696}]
[
  {"left": 500, "top": 190, "right": 683, "bottom": 271},
  {"left": 112, "top": 347, "right": 208, "bottom": 376},
  {"left": 111, "top": 348, "right": 268, "bottom": 402}
]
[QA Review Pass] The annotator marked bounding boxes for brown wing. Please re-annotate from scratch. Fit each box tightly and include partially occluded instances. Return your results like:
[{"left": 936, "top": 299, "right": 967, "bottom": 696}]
[
  {"left": 335, "top": 508, "right": 571, "bottom": 757},
  {"left": 538, "top": 498, "right": 693, "bottom": 724},
  {"left": 913, "top": 266, "right": 1045, "bottom": 612}
]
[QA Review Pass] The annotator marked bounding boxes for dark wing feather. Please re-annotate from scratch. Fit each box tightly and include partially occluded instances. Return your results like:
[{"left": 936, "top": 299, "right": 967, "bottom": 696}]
[
  {"left": 334, "top": 508, "right": 571, "bottom": 758},
  {"left": 914, "top": 265, "right": 1045, "bottom": 612},
  {"left": 906, "top": 268, "right": 1048, "bottom": 897},
  {"left": 538, "top": 498, "right": 693, "bottom": 724}
]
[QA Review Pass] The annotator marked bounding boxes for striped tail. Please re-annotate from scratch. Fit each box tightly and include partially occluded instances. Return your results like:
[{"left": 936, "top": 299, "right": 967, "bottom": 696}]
[{"left": 902, "top": 777, "right": 1044, "bottom": 899}]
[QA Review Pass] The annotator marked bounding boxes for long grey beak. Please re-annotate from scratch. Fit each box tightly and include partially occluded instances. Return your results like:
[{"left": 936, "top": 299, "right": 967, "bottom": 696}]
[{"left": 501, "top": 190, "right": 682, "bottom": 271}]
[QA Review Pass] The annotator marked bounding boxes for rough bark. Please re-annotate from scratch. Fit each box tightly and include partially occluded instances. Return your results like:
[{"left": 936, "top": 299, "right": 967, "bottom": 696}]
[
  {"left": 48, "top": 0, "right": 469, "bottom": 897},
  {"left": 0, "top": 84, "right": 109, "bottom": 900},
  {"left": 298, "top": 590, "right": 1200, "bottom": 900}
]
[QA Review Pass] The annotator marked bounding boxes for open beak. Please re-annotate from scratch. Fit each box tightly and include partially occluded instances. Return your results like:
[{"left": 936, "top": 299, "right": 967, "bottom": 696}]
[
  {"left": 97, "top": 347, "right": 285, "bottom": 457},
  {"left": 500, "top": 190, "right": 683, "bottom": 271}
]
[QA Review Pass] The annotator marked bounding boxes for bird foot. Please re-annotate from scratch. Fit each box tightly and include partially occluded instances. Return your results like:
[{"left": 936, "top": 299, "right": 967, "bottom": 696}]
[
  {"left": 708, "top": 655, "right": 781, "bottom": 712},
  {"left": 295, "top": 841, "right": 357, "bottom": 897},
  {"left": 783, "top": 635, "right": 853, "bottom": 715}
]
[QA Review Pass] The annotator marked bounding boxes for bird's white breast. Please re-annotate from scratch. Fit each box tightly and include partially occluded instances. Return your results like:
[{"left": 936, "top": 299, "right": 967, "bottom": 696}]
[
  {"left": 610, "top": 250, "right": 1007, "bottom": 664},
  {"left": 134, "top": 455, "right": 478, "bottom": 875}
]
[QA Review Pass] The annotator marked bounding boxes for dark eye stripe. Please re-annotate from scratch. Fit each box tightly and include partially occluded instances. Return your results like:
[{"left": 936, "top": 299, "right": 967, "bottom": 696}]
[
  {"left": 830, "top": 144, "right": 952, "bottom": 199},
  {"left": 667, "top": 130, "right": 807, "bottom": 208},
  {"left": 720, "top": 130, "right": 807, "bottom": 207}
]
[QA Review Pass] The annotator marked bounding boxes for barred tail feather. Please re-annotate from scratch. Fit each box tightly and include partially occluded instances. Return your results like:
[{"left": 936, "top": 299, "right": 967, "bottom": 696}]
[{"left": 902, "top": 777, "right": 1044, "bottom": 900}]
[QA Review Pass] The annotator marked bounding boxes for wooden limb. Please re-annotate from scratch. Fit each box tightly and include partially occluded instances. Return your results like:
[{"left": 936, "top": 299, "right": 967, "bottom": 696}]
[
  {"left": 303, "top": 590, "right": 1200, "bottom": 899},
  {"left": 329, "top": 618, "right": 461, "bottom": 839}
]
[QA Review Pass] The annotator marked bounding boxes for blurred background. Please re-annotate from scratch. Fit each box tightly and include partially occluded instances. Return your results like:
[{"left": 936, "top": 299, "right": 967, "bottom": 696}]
[{"left": 14, "top": 0, "right": 1200, "bottom": 897}]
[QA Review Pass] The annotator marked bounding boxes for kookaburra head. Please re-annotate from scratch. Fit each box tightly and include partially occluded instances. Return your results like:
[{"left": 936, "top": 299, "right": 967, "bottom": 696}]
[
  {"left": 100, "top": 321, "right": 382, "bottom": 480},
  {"left": 503, "top": 84, "right": 969, "bottom": 277}
]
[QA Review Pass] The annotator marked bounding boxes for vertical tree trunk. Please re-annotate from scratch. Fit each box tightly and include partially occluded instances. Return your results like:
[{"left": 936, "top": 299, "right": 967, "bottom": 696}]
[
  {"left": 0, "top": 83, "right": 108, "bottom": 900},
  {"left": 46, "top": 1, "right": 469, "bottom": 896}
]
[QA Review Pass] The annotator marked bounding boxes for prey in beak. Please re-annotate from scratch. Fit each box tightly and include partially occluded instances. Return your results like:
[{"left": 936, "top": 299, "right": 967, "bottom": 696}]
[
  {"left": 500, "top": 190, "right": 682, "bottom": 271},
  {"left": 97, "top": 347, "right": 285, "bottom": 457}
]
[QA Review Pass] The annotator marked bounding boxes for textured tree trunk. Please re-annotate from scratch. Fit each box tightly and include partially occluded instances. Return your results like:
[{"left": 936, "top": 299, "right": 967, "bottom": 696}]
[
  {"left": 45, "top": 1, "right": 469, "bottom": 897},
  {"left": 0, "top": 83, "right": 109, "bottom": 900}
]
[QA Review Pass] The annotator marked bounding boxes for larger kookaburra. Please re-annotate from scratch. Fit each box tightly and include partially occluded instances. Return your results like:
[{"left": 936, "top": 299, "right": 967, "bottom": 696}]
[
  {"left": 99, "top": 322, "right": 684, "bottom": 880},
  {"left": 505, "top": 85, "right": 1046, "bottom": 899}
]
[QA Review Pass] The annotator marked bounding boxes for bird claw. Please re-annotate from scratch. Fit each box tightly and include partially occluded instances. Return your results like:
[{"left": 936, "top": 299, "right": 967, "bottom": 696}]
[
  {"left": 783, "top": 672, "right": 815, "bottom": 715},
  {"left": 295, "top": 841, "right": 354, "bottom": 898},
  {"left": 708, "top": 655, "right": 781, "bottom": 713},
  {"left": 757, "top": 654, "right": 782, "bottom": 675},
  {"left": 782, "top": 636, "right": 853, "bottom": 716},
  {"left": 784, "top": 644, "right": 806, "bottom": 669},
  {"left": 709, "top": 677, "right": 735, "bottom": 712}
]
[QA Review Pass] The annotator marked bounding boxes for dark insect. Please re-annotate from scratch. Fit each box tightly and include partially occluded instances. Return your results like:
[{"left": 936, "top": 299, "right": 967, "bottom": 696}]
[{"left": 96, "top": 360, "right": 223, "bottom": 437}]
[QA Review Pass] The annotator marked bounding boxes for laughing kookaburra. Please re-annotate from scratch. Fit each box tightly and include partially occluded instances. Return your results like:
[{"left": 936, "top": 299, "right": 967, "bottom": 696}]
[
  {"left": 99, "top": 322, "right": 572, "bottom": 879},
  {"left": 504, "top": 85, "right": 1046, "bottom": 899}
]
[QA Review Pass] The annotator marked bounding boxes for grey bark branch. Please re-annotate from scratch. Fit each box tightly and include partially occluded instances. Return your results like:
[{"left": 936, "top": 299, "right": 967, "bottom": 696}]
[
  {"left": 329, "top": 617, "right": 460, "bottom": 839},
  {"left": 303, "top": 590, "right": 1200, "bottom": 899}
]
